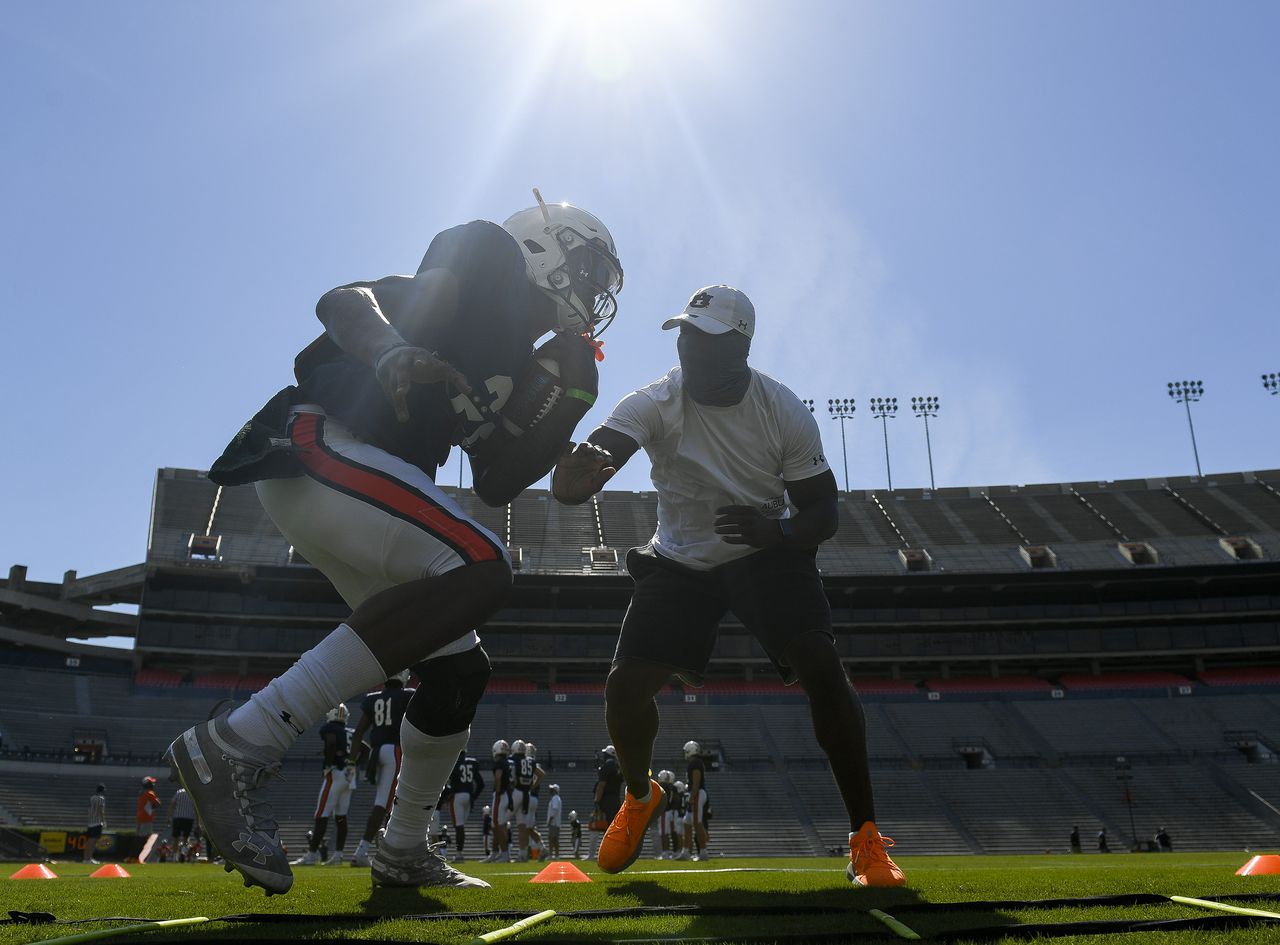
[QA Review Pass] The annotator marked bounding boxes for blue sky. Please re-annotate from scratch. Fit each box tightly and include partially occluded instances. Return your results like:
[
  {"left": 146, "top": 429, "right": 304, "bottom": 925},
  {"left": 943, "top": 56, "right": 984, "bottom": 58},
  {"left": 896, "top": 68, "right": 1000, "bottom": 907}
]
[{"left": 3, "top": 0, "right": 1278, "bottom": 584}]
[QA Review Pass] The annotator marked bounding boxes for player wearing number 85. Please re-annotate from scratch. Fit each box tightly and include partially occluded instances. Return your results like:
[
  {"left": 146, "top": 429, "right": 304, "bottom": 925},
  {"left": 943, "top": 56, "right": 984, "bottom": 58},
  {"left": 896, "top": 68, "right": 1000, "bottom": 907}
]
[{"left": 165, "top": 190, "right": 622, "bottom": 895}]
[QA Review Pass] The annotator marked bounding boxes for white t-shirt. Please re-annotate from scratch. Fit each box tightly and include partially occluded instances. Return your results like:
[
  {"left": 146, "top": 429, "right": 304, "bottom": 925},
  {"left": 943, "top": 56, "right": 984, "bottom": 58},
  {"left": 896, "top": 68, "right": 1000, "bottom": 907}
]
[
  {"left": 546, "top": 793, "right": 562, "bottom": 826},
  {"left": 602, "top": 367, "right": 830, "bottom": 570}
]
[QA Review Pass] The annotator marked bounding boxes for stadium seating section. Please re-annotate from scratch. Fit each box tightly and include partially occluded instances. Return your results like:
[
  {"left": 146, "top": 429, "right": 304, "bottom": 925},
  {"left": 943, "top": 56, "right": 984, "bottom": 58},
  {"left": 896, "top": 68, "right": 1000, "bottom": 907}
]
[{"left": 2, "top": 663, "right": 1278, "bottom": 858}]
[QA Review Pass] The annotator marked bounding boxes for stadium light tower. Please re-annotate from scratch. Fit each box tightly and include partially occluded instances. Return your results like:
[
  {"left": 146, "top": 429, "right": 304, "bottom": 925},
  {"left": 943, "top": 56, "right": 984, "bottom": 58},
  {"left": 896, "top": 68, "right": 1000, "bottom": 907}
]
[
  {"left": 869, "top": 397, "right": 897, "bottom": 490},
  {"left": 826, "top": 398, "right": 855, "bottom": 492},
  {"left": 1166, "top": 380, "right": 1204, "bottom": 478},
  {"left": 1264, "top": 373, "right": 1279, "bottom": 397},
  {"left": 911, "top": 396, "right": 940, "bottom": 490}
]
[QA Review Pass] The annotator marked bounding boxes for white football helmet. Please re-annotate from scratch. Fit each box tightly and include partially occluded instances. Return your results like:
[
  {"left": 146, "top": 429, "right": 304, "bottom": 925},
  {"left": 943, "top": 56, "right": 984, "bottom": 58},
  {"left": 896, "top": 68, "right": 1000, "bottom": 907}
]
[
  {"left": 503, "top": 188, "right": 623, "bottom": 338},
  {"left": 326, "top": 704, "right": 349, "bottom": 724},
  {"left": 492, "top": 739, "right": 510, "bottom": 759},
  {"left": 511, "top": 739, "right": 527, "bottom": 755},
  {"left": 387, "top": 669, "right": 411, "bottom": 686},
  {"left": 683, "top": 740, "right": 701, "bottom": 759},
  {"left": 525, "top": 743, "right": 537, "bottom": 760},
  {"left": 601, "top": 744, "right": 617, "bottom": 758},
  {"left": 657, "top": 769, "right": 675, "bottom": 785},
  {"left": 674, "top": 780, "right": 687, "bottom": 793}
]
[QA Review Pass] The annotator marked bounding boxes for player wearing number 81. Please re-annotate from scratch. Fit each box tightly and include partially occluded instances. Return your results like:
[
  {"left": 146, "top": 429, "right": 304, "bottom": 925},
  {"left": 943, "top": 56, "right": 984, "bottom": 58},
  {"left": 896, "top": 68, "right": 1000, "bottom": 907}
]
[{"left": 554, "top": 285, "right": 904, "bottom": 887}]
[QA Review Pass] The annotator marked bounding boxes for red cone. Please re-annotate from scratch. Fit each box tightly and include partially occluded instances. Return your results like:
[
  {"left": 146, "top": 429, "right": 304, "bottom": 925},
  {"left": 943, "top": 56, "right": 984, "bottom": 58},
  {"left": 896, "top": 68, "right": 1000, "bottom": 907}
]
[
  {"left": 529, "top": 860, "right": 592, "bottom": 883},
  {"left": 90, "top": 863, "right": 131, "bottom": 878},
  {"left": 1236, "top": 855, "right": 1280, "bottom": 876},
  {"left": 9, "top": 863, "right": 57, "bottom": 879}
]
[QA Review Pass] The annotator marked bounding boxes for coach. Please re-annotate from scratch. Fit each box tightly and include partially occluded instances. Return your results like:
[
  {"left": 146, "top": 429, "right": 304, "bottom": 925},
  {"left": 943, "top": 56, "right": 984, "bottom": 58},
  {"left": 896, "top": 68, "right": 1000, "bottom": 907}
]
[{"left": 553, "top": 285, "right": 904, "bottom": 887}]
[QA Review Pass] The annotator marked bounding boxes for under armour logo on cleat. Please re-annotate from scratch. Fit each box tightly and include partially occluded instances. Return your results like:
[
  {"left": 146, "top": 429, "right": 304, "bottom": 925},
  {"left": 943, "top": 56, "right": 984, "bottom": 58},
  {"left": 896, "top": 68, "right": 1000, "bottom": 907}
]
[
  {"left": 279, "top": 711, "right": 305, "bottom": 735},
  {"left": 233, "top": 832, "right": 270, "bottom": 866}
]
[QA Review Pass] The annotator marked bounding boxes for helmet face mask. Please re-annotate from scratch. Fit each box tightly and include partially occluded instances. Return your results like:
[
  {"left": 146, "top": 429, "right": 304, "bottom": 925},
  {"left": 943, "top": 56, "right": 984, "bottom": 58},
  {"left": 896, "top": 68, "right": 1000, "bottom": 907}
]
[{"left": 504, "top": 190, "right": 623, "bottom": 339}]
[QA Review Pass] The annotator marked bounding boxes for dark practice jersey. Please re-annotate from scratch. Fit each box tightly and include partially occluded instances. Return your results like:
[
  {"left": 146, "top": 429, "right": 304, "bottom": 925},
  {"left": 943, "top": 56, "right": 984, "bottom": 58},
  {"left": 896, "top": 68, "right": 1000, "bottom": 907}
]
[
  {"left": 493, "top": 756, "right": 514, "bottom": 796},
  {"left": 450, "top": 754, "right": 485, "bottom": 798},
  {"left": 293, "top": 221, "right": 540, "bottom": 477},
  {"left": 597, "top": 757, "right": 623, "bottom": 804},
  {"left": 660, "top": 782, "right": 676, "bottom": 812},
  {"left": 512, "top": 753, "right": 537, "bottom": 791},
  {"left": 361, "top": 686, "right": 414, "bottom": 748},
  {"left": 318, "top": 720, "right": 352, "bottom": 768},
  {"left": 673, "top": 789, "right": 688, "bottom": 817},
  {"left": 686, "top": 757, "right": 707, "bottom": 794}
]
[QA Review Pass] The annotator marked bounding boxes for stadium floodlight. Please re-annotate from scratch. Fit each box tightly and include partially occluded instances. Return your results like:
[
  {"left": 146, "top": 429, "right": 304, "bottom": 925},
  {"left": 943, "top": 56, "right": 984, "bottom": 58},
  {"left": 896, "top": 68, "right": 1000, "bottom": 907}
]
[
  {"left": 1166, "top": 380, "right": 1205, "bottom": 478},
  {"left": 826, "top": 398, "right": 855, "bottom": 492},
  {"left": 911, "top": 396, "right": 940, "bottom": 491},
  {"left": 869, "top": 397, "right": 897, "bottom": 491},
  {"left": 1264, "top": 373, "right": 1279, "bottom": 396}
]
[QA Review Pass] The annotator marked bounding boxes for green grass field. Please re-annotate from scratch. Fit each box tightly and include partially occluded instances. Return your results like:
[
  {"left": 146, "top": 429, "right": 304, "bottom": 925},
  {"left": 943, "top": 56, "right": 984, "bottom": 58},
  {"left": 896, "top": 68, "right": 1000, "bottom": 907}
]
[{"left": 3, "top": 853, "right": 1279, "bottom": 944}]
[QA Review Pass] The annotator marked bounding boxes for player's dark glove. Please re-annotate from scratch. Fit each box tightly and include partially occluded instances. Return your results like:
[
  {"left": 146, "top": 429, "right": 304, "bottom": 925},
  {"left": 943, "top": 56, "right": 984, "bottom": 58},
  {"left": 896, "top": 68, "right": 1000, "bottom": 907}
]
[
  {"left": 714, "top": 506, "right": 784, "bottom": 548},
  {"left": 538, "top": 331, "right": 599, "bottom": 401}
]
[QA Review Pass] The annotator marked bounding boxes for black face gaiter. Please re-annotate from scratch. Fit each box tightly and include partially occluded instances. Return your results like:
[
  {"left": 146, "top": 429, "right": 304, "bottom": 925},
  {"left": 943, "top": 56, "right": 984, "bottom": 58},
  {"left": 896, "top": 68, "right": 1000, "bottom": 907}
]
[{"left": 677, "top": 326, "right": 752, "bottom": 406}]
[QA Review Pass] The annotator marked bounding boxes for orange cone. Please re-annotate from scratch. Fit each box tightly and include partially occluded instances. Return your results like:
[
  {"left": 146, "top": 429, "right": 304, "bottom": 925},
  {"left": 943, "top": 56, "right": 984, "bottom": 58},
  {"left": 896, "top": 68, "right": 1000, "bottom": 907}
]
[
  {"left": 9, "top": 863, "right": 57, "bottom": 879},
  {"left": 1236, "top": 855, "right": 1280, "bottom": 876},
  {"left": 90, "top": 863, "right": 131, "bottom": 878},
  {"left": 529, "top": 860, "right": 592, "bottom": 883}
]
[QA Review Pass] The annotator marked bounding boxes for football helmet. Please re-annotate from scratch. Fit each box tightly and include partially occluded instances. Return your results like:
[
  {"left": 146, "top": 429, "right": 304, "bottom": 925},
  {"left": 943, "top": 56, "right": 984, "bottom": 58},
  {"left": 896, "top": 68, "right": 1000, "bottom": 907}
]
[
  {"left": 387, "top": 669, "right": 411, "bottom": 687},
  {"left": 511, "top": 739, "right": 527, "bottom": 755},
  {"left": 503, "top": 188, "right": 623, "bottom": 338},
  {"left": 326, "top": 704, "right": 349, "bottom": 724},
  {"left": 657, "top": 769, "right": 674, "bottom": 786},
  {"left": 492, "top": 739, "right": 510, "bottom": 759},
  {"left": 568, "top": 810, "right": 578, "bottom": 822},
  {"left": 525, "top": 743, "right": 537, "bottom": 760},
  {"left": 601, "top": 744, "right": 617, "bottom": 758},
  {"left": 483, "top": 805, "right": 491, "bottom": 816},
  {"left": 683, "top": 740, "right": 701, "bottom": 759},
  {"left": 674, "top": 780, "right": 686, "bottom": 793}
]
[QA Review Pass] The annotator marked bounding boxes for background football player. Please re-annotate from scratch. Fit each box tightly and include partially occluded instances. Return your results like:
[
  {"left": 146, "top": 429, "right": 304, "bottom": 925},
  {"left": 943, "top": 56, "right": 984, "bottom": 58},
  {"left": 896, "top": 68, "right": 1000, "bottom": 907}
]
[
  {"left": 447, "top": 748, "right": 484, "bottom": 862},
  {"left": 683, "top": 741, "right": 710, "bottom": 860},
  {"left": 166, "top": 192, "right": 621, "bottom": 894},
  {"left": 349, "top": 671, "right": 413, "bottom": 867},
  {"left": 294, "top": 703, "right": 358, "bottom": 865},
  {"left": 487, "top": 739, "right": 514, "bottom": 862}
]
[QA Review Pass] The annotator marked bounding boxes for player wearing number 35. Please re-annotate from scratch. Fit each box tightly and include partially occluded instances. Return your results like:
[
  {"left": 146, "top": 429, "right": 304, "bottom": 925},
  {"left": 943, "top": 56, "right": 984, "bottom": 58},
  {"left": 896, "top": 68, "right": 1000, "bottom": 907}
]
[
  {"left": 553, "top": 285, "right": 904, "bottom": 887},
  {"left": 164, "top": 191, "right": 622, "bottom": 895}
]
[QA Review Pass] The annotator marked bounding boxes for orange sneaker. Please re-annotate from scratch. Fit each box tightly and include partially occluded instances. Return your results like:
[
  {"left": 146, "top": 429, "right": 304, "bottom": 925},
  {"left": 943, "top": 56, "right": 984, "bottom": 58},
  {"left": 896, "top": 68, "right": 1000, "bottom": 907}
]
[
  {"left": 847, "top": 821, "right": 906, "bottom": 887},
  {"left": 597, "top": 778, "right": 665, "bottom": 874}
]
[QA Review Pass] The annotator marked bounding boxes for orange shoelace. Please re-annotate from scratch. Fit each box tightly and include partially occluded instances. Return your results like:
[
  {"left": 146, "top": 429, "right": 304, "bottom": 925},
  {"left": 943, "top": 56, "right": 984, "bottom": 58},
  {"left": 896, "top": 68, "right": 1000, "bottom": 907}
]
[{"left": 851, "top": 831, "right": 896, "bottom": 868}]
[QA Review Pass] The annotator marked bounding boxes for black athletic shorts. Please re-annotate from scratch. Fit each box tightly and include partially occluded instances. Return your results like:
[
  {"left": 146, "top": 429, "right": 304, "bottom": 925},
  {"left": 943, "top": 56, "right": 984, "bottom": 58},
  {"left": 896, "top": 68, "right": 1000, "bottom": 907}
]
[{"left": 615, "top": 545, "right": 833, "bottom": 685}]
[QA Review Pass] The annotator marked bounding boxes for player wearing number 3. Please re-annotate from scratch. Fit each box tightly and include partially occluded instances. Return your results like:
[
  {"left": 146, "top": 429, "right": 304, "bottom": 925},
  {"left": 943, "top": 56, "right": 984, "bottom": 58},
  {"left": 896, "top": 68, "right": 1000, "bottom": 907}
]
[
  {"left": 554, "top": 285, "right": 904, "bottom": 887},
  {"left": 165, "top": 191, "right": 622, "bottom": 894}
]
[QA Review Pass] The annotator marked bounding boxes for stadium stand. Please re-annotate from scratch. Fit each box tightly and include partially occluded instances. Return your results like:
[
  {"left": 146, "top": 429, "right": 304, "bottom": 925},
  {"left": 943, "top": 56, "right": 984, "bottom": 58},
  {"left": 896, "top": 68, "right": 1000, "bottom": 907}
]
[{"left": 3, "top": 465, "right": 1280, "bottom": 857}]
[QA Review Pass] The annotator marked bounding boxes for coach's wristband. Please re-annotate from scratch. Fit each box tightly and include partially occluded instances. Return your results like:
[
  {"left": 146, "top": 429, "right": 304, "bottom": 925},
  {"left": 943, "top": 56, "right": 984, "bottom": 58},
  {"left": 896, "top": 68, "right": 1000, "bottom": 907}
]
[{"left": 566, "top": 387, "right": 596, "bottom": 406}]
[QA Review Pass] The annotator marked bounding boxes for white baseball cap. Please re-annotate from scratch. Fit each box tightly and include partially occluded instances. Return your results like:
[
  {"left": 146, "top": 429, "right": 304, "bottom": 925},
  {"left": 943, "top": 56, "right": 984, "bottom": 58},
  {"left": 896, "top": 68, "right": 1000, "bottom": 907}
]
[{"left": 662, "top": 285, "right": 755, "bottom": 339}]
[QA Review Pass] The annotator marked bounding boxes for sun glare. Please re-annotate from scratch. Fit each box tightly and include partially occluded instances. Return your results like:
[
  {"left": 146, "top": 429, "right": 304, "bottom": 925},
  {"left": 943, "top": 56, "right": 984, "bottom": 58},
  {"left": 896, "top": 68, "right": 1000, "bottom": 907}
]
[{"left": 552, "top": 0, "right": 703, "bottom": 83}]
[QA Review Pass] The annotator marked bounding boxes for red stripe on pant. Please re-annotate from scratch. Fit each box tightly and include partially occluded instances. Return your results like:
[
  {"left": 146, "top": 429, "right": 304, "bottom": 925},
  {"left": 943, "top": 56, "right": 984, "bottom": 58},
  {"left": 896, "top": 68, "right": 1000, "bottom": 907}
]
[
  {"left": 314, "top": 771, "right": 333, "bottom": 820},
  {"left": 291, "top": 412, "right": 499, "bottom": 563}
]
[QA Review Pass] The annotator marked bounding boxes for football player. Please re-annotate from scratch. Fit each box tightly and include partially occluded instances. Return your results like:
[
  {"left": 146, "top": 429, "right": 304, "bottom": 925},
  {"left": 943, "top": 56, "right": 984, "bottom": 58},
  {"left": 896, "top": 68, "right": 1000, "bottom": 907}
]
[
  {"left": 552, "top": 285, "right": 903, "bottom": 887},
  {"left": 166, "top": 192, "right": 621, "bottom": 894},
  {"left": 294, "top": 704, "right": 358, "bottom": 866},
  {"left": 509, "top": 739, "right": 544, "bottom": 861},
  {"left": 672, "top": 780, "right": 690, "bottom": 860},
  {"left": 569, "top": 809, "right": 583, "bottom": 859},
  {"left": 350, "top": 673, "right": 413, "bottom": 866},
  {"left": 524, "top": 742, "right": 547, "bottom": 855},
  {"left": 682, "top": 741, "right": 711, "bottom": 860},
  {"left": 655, "top": 769, "right": 676, "bottom": 858},
  {"left": 487, "top": 740, "right": 514, "bottom": 862},
  {"left": 447, "top": 749, "right": 484, "bottom": 862}
]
